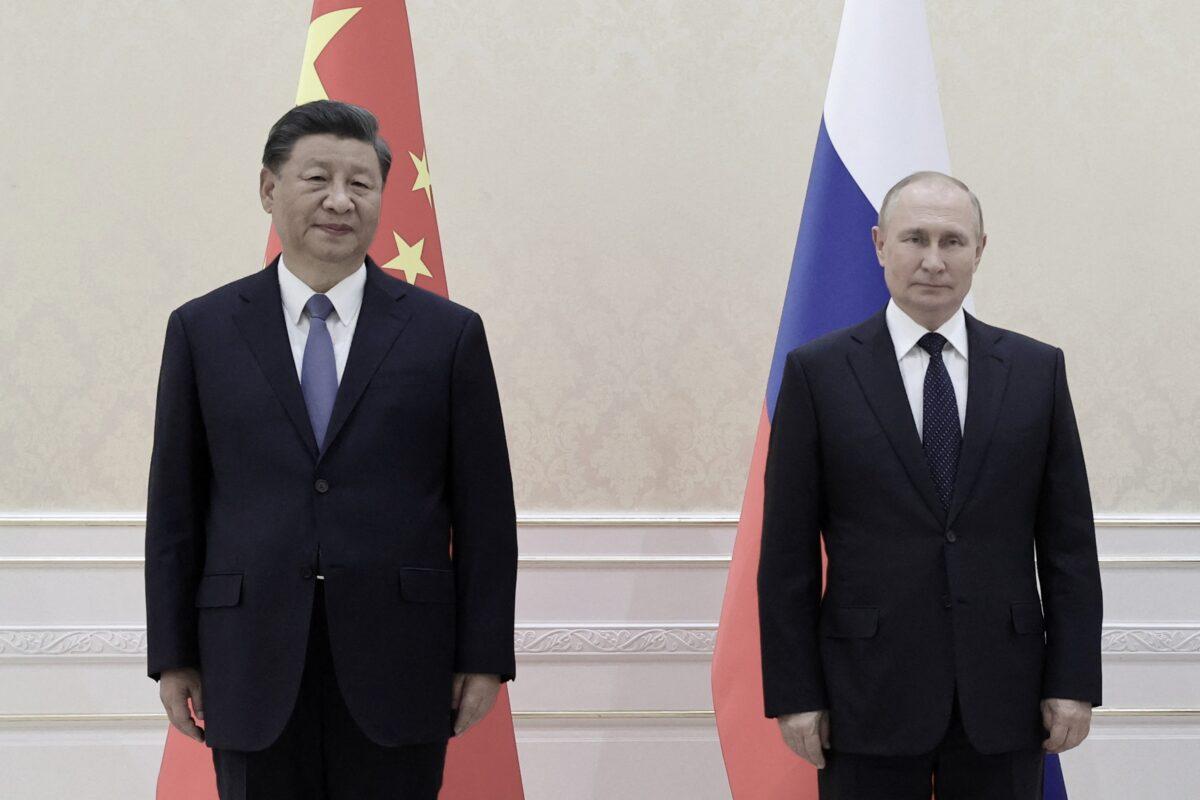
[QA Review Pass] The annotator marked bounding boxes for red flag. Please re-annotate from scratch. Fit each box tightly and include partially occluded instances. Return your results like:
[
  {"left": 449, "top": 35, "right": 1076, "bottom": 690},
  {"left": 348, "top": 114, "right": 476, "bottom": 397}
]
[
  {"left": 156, "top": 2, "right": 524, "bottom": 797},
  {"left": 711, "top": 408, "right": 819, "bottom": 798}
]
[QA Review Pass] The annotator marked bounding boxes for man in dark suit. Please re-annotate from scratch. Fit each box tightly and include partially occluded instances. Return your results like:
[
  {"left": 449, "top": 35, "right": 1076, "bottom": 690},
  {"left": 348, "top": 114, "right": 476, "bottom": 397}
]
[
  {"left": 145, "top": 101, "right": 517, "bottom": 799},
  {"left": 758, "top": 172, "right": 1102, "bottom": 799}
]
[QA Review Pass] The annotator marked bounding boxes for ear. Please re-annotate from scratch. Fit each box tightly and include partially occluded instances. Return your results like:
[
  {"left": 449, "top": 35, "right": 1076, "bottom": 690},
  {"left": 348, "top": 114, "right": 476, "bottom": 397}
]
[
  {"left": 973, "top": 232, "right": 987, "bottom": 272},
  {"left": 871, "top": 225, "right": 886, "bottom": 267},
  {"left": 259, "top": 167, "right": 277, "bottom": 214}
]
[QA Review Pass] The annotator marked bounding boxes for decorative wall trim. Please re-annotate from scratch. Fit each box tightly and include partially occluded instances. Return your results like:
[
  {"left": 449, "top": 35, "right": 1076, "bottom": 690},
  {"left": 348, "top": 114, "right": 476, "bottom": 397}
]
[
  {"left": 2, "top": 555, "right": 1198, "bottom": 570},
  {"left": 2, "top": 512, "right": 1199, "bottom": 528},
  {"left": 0, "top": 627, "right": 146, "bottom": 657},
  {"left": 515, "top": 624, "right": 716, "bottom": 656},
  {"left": 1, "top": 709, "right": 1198, "bottom": 725},
  {"left": 1101, "top": 625, "right": 1200, "bottom": 654},
  {"left": 4, "top": 623, "right": 1199, "bottom": 659}
]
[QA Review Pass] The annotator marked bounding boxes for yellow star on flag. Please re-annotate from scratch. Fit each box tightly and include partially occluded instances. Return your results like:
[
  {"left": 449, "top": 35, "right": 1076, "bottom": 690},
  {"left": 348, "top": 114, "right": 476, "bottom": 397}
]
[
  {"left": 381, "top": 231, "right": 433, "bottom": 285},
  {"left": 410, "top": 151, "right": 432, "bottom": 205},
  {"left": 295, "top": 8, "right": 362, "bottom": 104}
]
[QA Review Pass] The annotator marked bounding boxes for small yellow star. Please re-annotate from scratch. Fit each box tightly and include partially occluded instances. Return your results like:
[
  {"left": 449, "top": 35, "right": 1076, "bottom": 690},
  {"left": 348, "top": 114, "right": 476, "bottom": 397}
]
[
  {"left": 381, "top": 231, "right": 433, "bottom": 285},
  {"left": 410, "top": 151, "right": 432, "bottom": 205},
  {"left": 295, "top": 8, "right": 361, "bottom": 104}
]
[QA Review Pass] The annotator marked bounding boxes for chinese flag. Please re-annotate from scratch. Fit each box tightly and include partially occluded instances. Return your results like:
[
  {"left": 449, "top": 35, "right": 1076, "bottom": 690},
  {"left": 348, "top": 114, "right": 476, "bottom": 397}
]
[{"left": 155, "top": 2, "right": 525, "bottom": 797}]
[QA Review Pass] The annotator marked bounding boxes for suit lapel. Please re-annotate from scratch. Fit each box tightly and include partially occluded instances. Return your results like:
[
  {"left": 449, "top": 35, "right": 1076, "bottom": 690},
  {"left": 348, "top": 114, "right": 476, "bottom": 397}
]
[
  {"left": 232, "top": 257, "right": 320, "bottom": 459},
  {"left": 846, "top": 310, "right": 946, "bottom": 526},
  {"left": 317, "top": 258, "right": 412, "bottom": 460},
  {"left": 946, "top": 314, "right": 1010, "bottom": 528}
]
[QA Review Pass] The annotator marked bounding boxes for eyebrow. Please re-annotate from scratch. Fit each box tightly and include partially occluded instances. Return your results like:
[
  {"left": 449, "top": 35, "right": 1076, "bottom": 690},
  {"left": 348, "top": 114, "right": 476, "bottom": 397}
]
[
  {"left": 300, "top": 159, "right": 376, "bottom": 177},
  {"left": 897, "top": 227, "right": 969, "bottom": 239}
]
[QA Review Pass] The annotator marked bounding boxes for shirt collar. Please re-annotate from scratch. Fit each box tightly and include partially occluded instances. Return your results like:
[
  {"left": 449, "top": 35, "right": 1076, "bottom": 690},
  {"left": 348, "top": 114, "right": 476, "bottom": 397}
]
[
  {"left": 885, "top": 298, "right": 969, "bottom": 361},
  {"left": 278, "top": 256, "right": 367, "bottom": 328}
]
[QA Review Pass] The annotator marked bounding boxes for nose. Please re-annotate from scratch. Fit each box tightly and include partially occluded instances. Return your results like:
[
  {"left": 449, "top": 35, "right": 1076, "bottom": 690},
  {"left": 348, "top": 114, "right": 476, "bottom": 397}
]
[
  {"left": 323, "top": 180, "right": 353, "bottom": 214},
  {"left": 920, "top": 246, "right": 946, "bottom": 273}
]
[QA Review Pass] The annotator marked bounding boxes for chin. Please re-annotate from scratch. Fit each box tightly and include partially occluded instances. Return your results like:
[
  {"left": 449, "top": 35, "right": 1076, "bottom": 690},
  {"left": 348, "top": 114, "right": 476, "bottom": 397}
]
[{"left": 309, "top": 242, "right": 361, "bottom": 263}]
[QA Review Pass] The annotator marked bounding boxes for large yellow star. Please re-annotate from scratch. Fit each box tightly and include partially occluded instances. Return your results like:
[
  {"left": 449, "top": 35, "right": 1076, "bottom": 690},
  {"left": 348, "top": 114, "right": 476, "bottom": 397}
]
[
  {"left": 410, "top": 151, "right": 432, "bottom": 205},
  {"left": 295, "top": 8, "right": 361, "bottom": 104},
  {"left": 381, "top": 232, "right": 433, "bottom": 285}
]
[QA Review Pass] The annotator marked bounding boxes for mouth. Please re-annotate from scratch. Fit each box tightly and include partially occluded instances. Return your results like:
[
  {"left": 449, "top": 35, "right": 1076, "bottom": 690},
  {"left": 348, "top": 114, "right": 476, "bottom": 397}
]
[{"left": 316, "top": 224, "right": 354, "bottom": 236}]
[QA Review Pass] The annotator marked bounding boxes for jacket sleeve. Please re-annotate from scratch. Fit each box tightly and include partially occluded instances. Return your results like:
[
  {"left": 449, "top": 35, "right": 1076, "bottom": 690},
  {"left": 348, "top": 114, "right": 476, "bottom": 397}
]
[
  {"left": 758, "top": 351, "right": 827, "bottom": 716},
  {"left": 144, "top": 309, "right": 210, "bottom": 681},
  {"left": 448, "top": 312, "right": 518, "bottom": 681},
  {"left": 1034, "top": 348, "right": 1103, "bottom": 706}
]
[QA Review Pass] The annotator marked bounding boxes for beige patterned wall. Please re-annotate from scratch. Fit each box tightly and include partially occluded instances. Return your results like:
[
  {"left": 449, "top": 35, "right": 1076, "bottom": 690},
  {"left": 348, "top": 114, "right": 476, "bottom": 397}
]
[{"left": 2, "top": 1, "right": 1197, "bottom": 513}]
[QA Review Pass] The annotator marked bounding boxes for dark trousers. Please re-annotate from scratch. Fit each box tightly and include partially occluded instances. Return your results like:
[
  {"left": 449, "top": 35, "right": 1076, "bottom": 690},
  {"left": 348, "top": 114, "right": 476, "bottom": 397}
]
[
  {"left": 211, "top": 582, "right": 448, "bottom": 800},
  {"left": 818, "top": 694, "right": 1044, "bottom": 800}
]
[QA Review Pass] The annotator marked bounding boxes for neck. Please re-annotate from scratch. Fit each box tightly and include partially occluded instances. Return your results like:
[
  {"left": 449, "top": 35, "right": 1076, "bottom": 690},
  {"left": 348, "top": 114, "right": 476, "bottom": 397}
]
[
  {"left": 895, "top": 299, "right": 959, "bottom": 332},
  {"left": 282, "top": 253, "right": 363, "bottom": 294}
]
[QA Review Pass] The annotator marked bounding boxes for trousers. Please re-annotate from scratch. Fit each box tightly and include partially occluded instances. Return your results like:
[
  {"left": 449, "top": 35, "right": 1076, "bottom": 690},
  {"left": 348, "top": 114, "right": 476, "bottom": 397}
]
[
  {"left": 817, "top": 693, "right": 1044, "bottom": 800},
  {"left": 211, "top": 581, "right": 448, "bottom": 799}
]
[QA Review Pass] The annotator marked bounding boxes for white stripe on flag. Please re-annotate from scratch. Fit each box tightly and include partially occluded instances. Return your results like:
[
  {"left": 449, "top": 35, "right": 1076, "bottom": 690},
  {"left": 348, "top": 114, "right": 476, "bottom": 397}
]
[{"left": 823, "top": 0, "right": 951, "bottom": 212}]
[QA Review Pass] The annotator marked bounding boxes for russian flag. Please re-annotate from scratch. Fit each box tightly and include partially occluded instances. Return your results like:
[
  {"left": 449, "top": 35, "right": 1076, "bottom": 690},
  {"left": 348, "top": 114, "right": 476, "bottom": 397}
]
[{"left": 710, "top": 2, "right": 1067, "bottom": 797}]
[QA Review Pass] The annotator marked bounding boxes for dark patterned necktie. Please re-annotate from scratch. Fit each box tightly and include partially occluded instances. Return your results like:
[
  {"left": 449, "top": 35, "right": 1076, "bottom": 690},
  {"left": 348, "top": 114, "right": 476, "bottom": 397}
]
[{"left": 918, "top": 332, "right": 961, "bottom": 509}]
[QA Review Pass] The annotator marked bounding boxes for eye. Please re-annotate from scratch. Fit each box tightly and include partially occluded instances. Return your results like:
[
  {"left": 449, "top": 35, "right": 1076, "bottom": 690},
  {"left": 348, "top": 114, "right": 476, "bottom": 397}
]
[
  {"left": 352, "top": 181, "right": 369, "bottom": 189},
  {"left": 306, "top": 175, "right": 327, "bottom": 183}
]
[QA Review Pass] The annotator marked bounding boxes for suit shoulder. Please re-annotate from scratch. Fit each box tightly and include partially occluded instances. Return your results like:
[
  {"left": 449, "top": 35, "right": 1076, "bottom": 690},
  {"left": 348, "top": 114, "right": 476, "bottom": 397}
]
[
  {"left": 784, "top": 320, "right": 865, "bottom": 368},
  {"left": 169, "top": 269, "right": 265, "bottom": 323},
  {"left": 971, "top": 316, "right": 1062, "bottom": 361},
  {"left": 392, "top": 278, "right": 479, "bottom": 323}
]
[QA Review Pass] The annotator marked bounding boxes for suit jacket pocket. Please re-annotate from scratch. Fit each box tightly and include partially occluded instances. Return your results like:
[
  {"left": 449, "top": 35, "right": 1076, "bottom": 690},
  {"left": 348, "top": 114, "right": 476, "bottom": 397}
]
[
  {"left": 1010, "top": 600, "right": 1045, "bottom": 634},
  {"left": 194, "top": 573, "right": 243, "bottom": 608},
  {"left": 820, "top": 606, "right": 879, "bottom": 638},
  {"left": 399, "top": 567, "right": 455, "bottom": 603}
]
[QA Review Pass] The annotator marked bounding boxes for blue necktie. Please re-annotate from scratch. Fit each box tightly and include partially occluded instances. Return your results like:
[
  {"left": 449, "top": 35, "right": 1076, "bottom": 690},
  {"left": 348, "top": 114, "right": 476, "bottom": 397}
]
[
  {"left": 301, "top": 294, "right": 338, "bottom": 449},
  {"left": 918, "top": 332, "right": 961, "bottom": 509}
]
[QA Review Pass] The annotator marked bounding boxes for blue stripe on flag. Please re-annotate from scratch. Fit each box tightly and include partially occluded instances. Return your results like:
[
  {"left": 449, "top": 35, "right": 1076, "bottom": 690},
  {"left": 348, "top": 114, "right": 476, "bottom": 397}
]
[
  {"left": 765, "top": 117, "right": 889, "bottom": 420},
  {"left": 1044, "top": 753, "right": 1068, "bottom": 799}
]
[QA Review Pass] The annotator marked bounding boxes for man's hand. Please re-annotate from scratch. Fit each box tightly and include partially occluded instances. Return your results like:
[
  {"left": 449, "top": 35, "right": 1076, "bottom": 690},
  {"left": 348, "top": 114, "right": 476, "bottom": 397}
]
[
  {"left": 159, "top": 667, "right": 205, "bottom": 743},
  {"left": 452, "top": 673, "right": 501, "bottom": 736},
  {"left": 1041, "top": 698, "right": 1092, "bottom": 753},
  {"left": 777, "top": 709, "right": 831, "bottom": 769}
]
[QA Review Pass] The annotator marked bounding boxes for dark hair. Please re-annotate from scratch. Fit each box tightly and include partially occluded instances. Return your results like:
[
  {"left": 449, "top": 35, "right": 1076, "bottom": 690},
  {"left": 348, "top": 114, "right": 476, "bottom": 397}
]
[{"left": 262, "top": 100, "right": 393, "bottom": 183}]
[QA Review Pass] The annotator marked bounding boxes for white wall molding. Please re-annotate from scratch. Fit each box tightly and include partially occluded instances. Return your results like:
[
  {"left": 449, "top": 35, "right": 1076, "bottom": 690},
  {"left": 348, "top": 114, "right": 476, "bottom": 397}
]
[
  {"left": 2, "top": 709, "right": 1199, "bottom": 724},
  {"left": 3, "top": 554, "right": 1200, "bottom": 568},
  {"left": 515, "top": 624, "right": 716, "bottom": 656},
  {"left": 0, "top": 627, "right": 146, "bottom": 659},
  {"left": 5, "top": 623, "right": 1200, "bottom": 659},
  {"left": 2, "top": 512, "right": 1200, "bottom": 527}
]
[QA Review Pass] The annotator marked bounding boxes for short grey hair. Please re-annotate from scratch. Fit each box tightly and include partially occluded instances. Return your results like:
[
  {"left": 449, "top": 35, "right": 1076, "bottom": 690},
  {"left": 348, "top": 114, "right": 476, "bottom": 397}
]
[{"left": 877, "top": 171, "right": 984, "bottom": 239}]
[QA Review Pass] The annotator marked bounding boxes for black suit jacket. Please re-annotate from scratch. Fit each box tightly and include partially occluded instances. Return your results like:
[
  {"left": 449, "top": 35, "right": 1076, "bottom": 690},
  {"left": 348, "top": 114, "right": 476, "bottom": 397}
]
[
  {"left": 758, "top": 307, "right": 1102, "bottom": 756},
  {"left": 145, "top": 256, "right": 517, "bottom": 751}
]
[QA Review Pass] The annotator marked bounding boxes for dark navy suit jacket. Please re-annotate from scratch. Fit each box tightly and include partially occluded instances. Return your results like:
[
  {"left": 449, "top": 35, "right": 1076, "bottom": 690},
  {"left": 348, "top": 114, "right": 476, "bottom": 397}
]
[
  {"left": 758, "top": 307, "right": 1102, "bottom": 756},
  {"left": 145, "top": 256, "right": 517, "bottom": 751}
]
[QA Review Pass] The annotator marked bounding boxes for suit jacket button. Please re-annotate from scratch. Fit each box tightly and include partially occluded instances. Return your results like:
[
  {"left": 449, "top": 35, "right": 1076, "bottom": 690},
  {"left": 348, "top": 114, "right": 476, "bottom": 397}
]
[
  {"left": 945, "top": 530, "right": 957, "bottom": 543},
  {"left": 942, "top": 594, "right": 953, "bottom": 608},
  {"left": 314, "top": 479, "right": 330, "bottom": 493}
]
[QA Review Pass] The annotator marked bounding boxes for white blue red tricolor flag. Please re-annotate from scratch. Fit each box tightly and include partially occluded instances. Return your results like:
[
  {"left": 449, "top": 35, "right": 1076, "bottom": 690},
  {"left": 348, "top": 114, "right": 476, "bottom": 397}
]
[{"left": 710, "top": 2, "right": 1068, "bottom": 797}]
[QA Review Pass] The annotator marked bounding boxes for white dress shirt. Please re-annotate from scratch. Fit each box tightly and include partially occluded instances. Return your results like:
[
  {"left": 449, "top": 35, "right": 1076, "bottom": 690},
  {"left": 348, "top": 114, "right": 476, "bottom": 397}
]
[
  {"left": 278, "top": 257, "right": 367, "bottom": 384},
  {"left": 885, "top": 299, "right": 969, "bottom": 440}
]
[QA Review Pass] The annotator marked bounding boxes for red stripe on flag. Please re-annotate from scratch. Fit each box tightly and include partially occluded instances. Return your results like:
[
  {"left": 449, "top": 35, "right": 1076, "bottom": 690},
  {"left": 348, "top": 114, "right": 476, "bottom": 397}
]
[
  {"left": 156, "top": 723, "right": 217, "bottom": 800},
  {"left": 441, "top": 687, "right": 526, "bottom": 799},
  {"left": 712, "top": 405, "right": 819, "bottom": 798}
]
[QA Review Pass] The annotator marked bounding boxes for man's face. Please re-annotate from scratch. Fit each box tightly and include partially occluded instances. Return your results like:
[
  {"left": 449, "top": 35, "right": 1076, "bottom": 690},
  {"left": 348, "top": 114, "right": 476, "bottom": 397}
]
[
  {"left": 872, "top": 180, "right": 986, "bottom": 323},
  {"left": 259, "top": 134, "right": 383, "bottom": 267}
]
